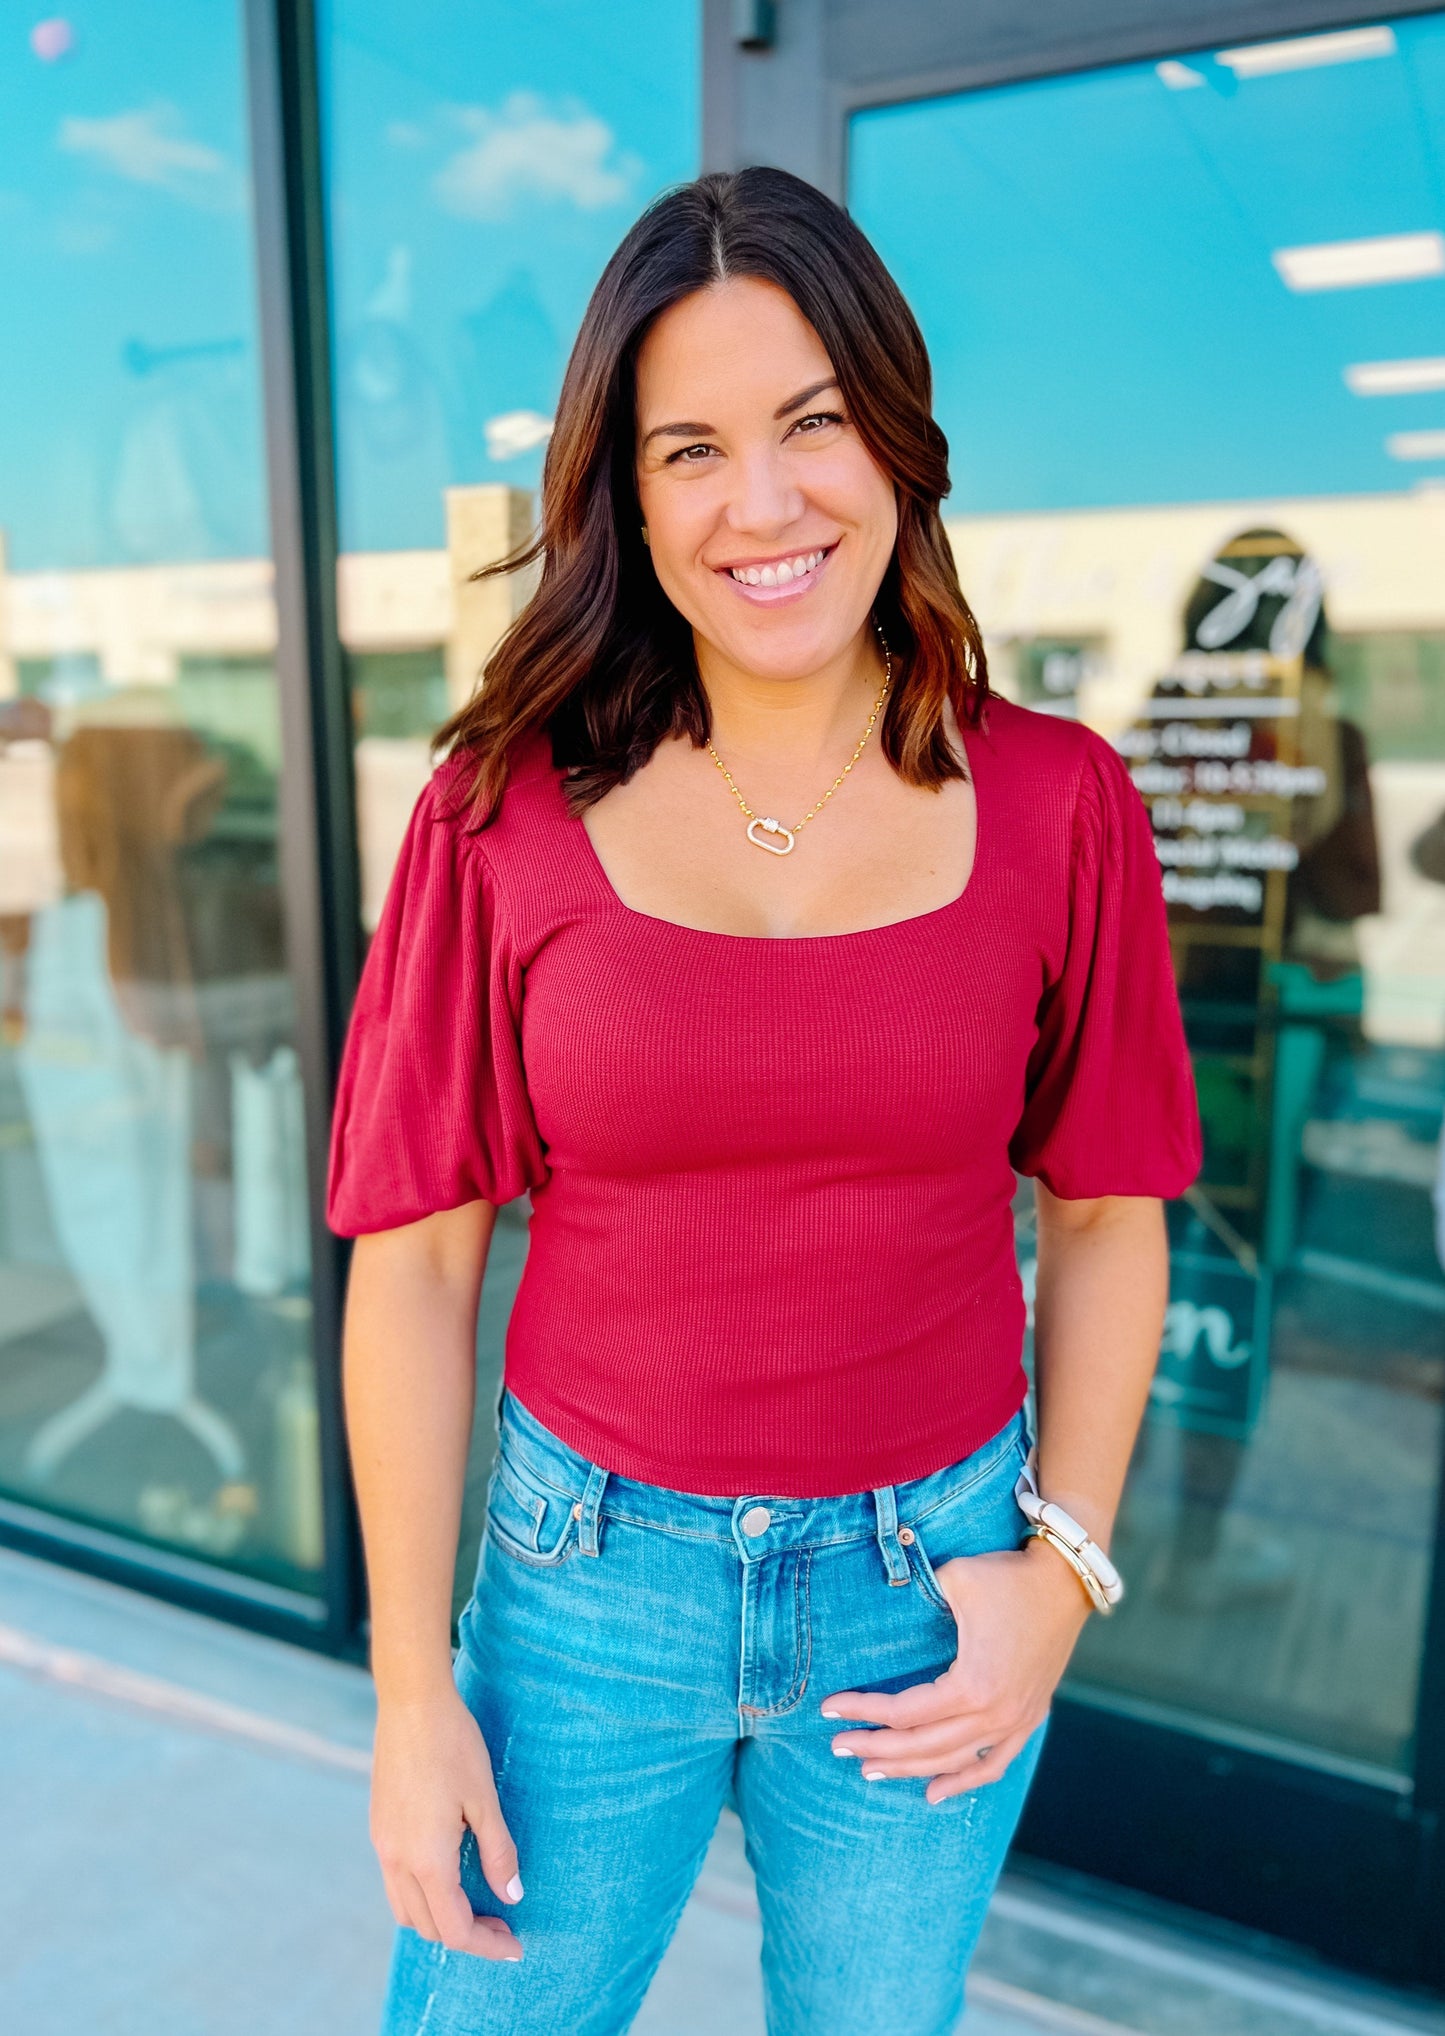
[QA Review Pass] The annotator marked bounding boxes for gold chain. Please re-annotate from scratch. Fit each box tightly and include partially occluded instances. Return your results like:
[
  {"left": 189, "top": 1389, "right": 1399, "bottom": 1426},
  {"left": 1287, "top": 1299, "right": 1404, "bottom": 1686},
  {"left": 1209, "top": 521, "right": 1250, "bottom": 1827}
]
[{"left": 704, "top": 631, "right": 892, "bottom": 856}]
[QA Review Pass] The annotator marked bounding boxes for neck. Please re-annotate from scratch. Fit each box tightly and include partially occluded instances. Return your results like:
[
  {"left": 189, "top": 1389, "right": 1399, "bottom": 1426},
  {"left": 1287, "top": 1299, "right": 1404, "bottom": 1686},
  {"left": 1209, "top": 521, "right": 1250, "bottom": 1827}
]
[{"left": 696, "top": 626, "right": 886, "bottom": 767}]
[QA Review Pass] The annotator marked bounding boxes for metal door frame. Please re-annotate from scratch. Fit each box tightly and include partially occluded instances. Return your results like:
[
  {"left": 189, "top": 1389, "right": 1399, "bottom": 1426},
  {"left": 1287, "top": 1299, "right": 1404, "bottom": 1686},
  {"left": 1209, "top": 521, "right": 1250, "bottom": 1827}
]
[{"left": 0, "top": 0, "right": 363, "bottom": 1661}]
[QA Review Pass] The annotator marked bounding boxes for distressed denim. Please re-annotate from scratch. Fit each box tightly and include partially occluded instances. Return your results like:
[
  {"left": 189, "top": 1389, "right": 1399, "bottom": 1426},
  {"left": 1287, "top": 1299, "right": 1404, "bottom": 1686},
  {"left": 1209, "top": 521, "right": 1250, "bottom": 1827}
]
[{"left": 380, "top": 1389, "right": 1046, "bottom": 2036}]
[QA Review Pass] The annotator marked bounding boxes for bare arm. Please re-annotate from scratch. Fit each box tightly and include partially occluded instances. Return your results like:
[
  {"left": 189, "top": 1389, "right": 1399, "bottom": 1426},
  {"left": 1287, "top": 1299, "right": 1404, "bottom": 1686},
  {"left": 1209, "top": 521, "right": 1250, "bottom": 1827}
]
[
  {"left": 345, "top": 1200, "right": 525, "bottom": 1960},
  {"left": 1029, "top": 1183, "right": 1168, "bottom": 1553},
  {"left": 822, "top": 1187, "right": 1168, "bottom": 1799}
]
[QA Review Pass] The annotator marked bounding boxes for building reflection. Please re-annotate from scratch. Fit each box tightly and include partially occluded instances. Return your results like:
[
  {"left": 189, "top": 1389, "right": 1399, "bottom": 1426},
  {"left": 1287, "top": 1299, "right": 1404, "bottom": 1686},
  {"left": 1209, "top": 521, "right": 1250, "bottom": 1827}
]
[{"left": 0, "top": 489, "right": 532, "bottom": 1582}]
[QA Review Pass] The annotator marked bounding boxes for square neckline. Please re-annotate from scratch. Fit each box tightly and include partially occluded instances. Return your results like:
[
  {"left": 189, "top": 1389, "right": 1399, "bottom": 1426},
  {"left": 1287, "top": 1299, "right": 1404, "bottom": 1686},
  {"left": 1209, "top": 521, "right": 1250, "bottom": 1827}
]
[{"left": 572, "top": 722, "right": 986, "bottom": 944}]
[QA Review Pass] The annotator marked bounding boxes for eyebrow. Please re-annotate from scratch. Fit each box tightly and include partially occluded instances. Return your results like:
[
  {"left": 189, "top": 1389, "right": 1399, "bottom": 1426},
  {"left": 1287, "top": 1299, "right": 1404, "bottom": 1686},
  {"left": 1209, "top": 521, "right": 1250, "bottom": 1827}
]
[{"left": 640, "top": 377, "right": 842, "bottom": 451}]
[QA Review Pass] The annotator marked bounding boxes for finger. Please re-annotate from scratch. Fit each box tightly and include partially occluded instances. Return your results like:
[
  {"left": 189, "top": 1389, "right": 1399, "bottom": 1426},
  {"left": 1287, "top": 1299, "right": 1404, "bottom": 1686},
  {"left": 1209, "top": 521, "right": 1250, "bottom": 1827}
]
[
  {"left": 925, "top": 1729, "right": 1031, "bottom": 1804},
  {"left": 857, "top": 1746, "right": 998, "bottom": 1781},
  {"left": 420, "top": 1869, "right": 522, "bottom": 1961},
  {"left": 465, "top": 1791, "right": 524, "bottom": 1908},
  {"left": 831, "top": 1717, "right": 997, "bottom": 1765},
  {"left": 820, "top": 1676, "right": 958, "bottom": 1729},
  {"left": 380, "top": 1869, "right": 419, "bottom": 1933},
  {"left": 376, "top": 1864, "right": 411, "bottom": 1930},
  {"left": 395, "top": 1869, "right": 442, "bottom": 1941},
  {"left": 472, "top": 1916, "right": 526, "bottom": 1962}
]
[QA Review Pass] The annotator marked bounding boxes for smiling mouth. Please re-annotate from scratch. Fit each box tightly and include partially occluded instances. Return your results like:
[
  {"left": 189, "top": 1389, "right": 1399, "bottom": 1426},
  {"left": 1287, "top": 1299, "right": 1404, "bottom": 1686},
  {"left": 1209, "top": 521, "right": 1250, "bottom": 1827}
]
[{"left": 718, "top": 544, "right": 836, "bottom": 595}]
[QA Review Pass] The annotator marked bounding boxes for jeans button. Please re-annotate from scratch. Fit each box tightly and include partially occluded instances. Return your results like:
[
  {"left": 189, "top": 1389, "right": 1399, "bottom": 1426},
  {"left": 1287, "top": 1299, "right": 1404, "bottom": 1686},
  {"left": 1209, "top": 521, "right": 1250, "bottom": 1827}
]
[{"left": 740, "top": 1505, "right": 772, "bottom": 1537}]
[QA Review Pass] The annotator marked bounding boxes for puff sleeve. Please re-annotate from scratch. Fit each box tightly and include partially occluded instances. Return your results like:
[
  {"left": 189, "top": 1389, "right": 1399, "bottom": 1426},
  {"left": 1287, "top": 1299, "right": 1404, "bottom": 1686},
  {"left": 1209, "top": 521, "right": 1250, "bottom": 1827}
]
[
  {"left": 326, "top": 774, "right": 546, "bottom": 1234},
  {"left": 1008, "top": 730, "right": 1202, "bottom": 1199}
]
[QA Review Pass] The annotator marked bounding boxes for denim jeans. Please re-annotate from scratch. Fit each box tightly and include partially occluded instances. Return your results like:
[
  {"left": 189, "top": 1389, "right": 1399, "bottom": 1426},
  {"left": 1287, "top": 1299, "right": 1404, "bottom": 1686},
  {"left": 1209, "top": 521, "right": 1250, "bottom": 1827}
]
[{"left": 380, "top": 1390, "right": 1045, "bottom": 2036}]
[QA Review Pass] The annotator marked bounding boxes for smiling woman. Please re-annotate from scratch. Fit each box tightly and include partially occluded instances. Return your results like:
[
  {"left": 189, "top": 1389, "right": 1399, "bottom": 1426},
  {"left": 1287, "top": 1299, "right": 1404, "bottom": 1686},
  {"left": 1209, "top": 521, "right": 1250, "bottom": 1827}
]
[
  {"left": 438, "top": 172, "right": 987, "bottom": 828},
  {"left": 329, "top": 166, "right": 1202, "bottom": 2034}
]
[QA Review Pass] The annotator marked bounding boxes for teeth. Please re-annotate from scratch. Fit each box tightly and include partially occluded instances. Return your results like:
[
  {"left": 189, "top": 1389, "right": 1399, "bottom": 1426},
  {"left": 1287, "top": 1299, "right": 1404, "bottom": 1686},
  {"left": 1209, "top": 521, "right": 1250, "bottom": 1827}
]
[{"left": 729, "top": 548, "right": 826, "bottom": 586}]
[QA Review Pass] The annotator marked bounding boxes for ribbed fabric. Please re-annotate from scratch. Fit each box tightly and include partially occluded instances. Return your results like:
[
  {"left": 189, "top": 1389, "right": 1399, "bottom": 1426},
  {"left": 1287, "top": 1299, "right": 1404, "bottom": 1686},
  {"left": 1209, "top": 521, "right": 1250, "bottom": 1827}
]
[{"left": 327, "top": 696, "right": 1201, "bottom": 1497}]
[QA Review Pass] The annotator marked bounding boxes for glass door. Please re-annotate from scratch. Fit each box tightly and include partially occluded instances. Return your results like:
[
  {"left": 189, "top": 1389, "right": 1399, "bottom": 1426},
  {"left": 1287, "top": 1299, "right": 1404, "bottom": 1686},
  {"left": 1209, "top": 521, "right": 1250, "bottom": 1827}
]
[
  {"left": 0, "top": 3, "right": 328, "bottom": 1604},
  {"left": 315, "top": 0, "right": 701, "bottom": 1616},
  {"left": 849, "top": 9, "right": 1445, "bottom": 1982}
]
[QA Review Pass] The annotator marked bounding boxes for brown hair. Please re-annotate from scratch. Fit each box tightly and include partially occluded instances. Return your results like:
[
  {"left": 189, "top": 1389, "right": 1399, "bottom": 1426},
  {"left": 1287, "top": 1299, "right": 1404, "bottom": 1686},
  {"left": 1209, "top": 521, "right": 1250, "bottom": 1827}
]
[{"left": 438, "top": 166, "right": 989, "bottom": 817}]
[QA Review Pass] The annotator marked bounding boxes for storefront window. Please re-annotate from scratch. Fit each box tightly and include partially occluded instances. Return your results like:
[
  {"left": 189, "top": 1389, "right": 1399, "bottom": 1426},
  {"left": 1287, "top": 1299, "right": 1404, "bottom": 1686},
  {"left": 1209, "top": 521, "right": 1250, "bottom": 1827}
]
[
  {"left": 318, "top": 0, "right": 699, "bottom": 1601},
  {"left": 853, "top": 11, "right": 1445, "bottom": 1775},
  {"left": 0, "top": 6, "right": 325, "bottom": 1591}
]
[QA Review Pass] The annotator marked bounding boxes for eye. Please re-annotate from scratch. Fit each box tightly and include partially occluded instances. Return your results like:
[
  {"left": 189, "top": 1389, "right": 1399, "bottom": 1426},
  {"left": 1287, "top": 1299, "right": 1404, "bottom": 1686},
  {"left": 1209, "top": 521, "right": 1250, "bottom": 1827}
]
[
  {"left": 790, "top": 410, "right": 846, "bottom": 437},
  {"left": 666, "top": 441, "right": 717, "bottom": 465}
]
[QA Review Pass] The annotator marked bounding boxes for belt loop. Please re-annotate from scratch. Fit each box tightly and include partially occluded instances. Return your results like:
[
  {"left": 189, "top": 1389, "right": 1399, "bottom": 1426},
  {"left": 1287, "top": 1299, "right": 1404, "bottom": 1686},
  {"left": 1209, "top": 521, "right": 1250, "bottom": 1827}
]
[
  {"left": 577, "top": 1463, "right": 609, "bottom": 1557},
  {"left": 872, "top": 1485, "right": 911, "bottom": 1587}
]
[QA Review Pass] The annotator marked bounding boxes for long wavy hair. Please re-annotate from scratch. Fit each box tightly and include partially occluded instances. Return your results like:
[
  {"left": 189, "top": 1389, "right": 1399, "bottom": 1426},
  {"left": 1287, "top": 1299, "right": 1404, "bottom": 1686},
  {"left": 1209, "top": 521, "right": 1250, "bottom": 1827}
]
[{"left": 438, "top": 166, "right": 990, "bottom": 817}]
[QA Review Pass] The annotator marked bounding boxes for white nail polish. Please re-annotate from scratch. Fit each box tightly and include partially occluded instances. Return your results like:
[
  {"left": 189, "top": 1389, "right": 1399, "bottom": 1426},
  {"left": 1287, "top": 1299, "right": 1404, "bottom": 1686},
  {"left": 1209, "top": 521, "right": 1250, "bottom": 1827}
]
[
  {"left": 862, "top": 1768, "right": 885, "bottom": 1782},
  {"left": 832, "top": 1745, "right": 854, "bottom": 1758},
  {"left": 820, "top": 1708, "right": 841, "bottom": 1719},
  {"left": 505, "top": 1875, "right": 524, "bottom": 1902}
]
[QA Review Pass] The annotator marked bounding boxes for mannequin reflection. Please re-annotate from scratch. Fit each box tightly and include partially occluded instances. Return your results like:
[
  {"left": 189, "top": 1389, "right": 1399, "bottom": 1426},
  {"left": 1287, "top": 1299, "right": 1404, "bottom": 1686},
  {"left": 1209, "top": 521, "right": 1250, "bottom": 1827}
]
[{"left": 15, "top": 722, "right": 246, "bottom": 1484}]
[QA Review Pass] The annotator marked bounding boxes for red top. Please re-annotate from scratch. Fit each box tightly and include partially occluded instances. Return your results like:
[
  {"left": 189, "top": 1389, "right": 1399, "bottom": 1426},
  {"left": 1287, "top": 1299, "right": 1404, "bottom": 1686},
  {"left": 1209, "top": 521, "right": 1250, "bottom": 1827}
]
[{"left": 327, "top": 696, "right": 1201, "bottom": 1496}]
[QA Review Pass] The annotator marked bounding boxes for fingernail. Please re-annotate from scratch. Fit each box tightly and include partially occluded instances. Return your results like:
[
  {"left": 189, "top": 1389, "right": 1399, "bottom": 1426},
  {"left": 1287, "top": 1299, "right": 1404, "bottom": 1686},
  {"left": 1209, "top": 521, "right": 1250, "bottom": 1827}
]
[
  {"left": 505, "top": 1875, "right": 524, "bottom": 1903},
  {"left": 832, "top": 1744, "right": 855, "bottom": 1758},
  {"left": 504, "top": 1951, "right": 523, "bottom": 1962},
  {"left": 820, "top": 1707, "right": 841, "bottom": 1719},
  {"left": 862, "top": 1767, "right": 886, "bottom": 1781}
]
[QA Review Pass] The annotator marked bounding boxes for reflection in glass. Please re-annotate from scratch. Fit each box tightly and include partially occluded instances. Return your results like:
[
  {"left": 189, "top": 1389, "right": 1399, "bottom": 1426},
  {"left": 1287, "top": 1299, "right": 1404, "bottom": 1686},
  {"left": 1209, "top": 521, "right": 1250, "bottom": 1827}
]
[
  {"left": 0, "top": 4, "right": 324, "bottom": 1589},
  {"left": 320, "top": 1, "right": 699, "bottom": 1602},
  {"left": 853, "top": 12, "right": 1445, "bottom": 1775}
]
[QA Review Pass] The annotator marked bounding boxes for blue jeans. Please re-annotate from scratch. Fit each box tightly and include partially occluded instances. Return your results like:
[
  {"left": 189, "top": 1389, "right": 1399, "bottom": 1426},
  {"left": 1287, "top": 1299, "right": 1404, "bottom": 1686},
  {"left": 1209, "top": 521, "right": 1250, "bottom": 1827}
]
[{"left": 381, "top": 1391, "right": 1045, "bottom": 2036}]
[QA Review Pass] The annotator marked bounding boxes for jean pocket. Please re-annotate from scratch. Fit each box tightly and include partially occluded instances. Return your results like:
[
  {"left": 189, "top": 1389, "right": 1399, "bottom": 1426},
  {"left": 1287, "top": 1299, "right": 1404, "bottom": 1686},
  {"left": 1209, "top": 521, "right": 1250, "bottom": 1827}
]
[
  {"left": 484, "top": 1440, "right": 581, "bottom": 1567},
  {"left": 904, "top": 1430, "right": 1030, "bottom": 1617}
]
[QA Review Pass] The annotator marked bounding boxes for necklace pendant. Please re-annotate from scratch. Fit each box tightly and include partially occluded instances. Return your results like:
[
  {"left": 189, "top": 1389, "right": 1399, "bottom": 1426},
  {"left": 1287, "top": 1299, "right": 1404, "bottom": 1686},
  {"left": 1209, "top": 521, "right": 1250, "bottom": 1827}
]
[{"left": 747, "top": 816, "right": 795, "bottom": 856}]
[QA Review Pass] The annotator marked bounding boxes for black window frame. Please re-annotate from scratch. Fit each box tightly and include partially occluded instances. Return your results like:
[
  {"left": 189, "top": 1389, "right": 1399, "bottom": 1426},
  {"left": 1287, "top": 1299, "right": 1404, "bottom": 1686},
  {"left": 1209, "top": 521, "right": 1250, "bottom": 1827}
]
[{"left": 0, "top": 0, "right": 363, "bottom": 1662}]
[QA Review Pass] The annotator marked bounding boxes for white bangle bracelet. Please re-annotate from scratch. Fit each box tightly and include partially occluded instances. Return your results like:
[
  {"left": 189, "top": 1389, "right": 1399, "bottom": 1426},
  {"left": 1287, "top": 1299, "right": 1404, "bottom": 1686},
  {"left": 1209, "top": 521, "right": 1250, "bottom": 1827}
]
[{"left": 1014, "top": 1445, "right": 1125, "bottom": 1613}]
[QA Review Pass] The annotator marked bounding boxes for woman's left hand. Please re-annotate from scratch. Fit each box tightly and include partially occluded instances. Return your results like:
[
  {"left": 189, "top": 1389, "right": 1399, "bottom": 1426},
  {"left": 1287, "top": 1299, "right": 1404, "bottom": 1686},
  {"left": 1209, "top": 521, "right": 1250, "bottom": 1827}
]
[{"left": 821, "top": 1542, "right": 1092, "bottom": 1803}]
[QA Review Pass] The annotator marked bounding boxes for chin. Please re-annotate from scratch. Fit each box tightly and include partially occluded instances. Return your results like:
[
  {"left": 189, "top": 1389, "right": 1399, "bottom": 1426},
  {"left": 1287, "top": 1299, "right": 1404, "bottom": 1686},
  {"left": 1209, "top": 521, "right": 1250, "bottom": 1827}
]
[
  {"left": 731, "top": 638, "right": 841, "bottom": 683},
  {"left": 711, "top": 611, "right": 858, "bottom": 679}
]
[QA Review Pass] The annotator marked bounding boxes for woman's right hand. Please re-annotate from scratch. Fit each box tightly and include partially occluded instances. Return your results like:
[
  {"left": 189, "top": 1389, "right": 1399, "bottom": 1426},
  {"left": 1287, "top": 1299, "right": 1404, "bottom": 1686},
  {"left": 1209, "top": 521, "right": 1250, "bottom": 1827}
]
[{"left": 370, "top": 1688, "right": 524, "bottom": 1961}]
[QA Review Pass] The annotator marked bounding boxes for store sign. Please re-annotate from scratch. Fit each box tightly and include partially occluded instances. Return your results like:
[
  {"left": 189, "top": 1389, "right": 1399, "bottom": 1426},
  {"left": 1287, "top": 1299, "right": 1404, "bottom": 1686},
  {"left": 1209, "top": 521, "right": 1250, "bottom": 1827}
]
[
  {"left": 1150, "top": 1251, "right": 1272, "bottom": 1439},
  {"left": 1118, "top": 540, "right": 1333, "bottom": 926},
  {"left": 1193, "top": 551, "right": 1324, "bottom": 659},
  {"left": 1121, "top": 536, "right": 1333, "bottom": 1440},
  {"left": 1116, "top": 651, "right": 1326, "bottom": 921}
]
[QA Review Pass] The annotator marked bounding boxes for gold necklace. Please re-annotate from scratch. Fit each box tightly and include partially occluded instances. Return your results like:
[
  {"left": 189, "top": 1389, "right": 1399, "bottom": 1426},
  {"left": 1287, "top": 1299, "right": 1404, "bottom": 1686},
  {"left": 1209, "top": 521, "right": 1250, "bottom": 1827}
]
[{"left": 704, "top": 633, "right": 892, "bottom": 857}]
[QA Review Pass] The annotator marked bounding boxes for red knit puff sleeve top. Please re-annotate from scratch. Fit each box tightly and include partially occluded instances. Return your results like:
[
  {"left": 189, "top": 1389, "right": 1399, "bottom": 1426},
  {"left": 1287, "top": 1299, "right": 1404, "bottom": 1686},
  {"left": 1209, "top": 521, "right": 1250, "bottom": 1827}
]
[{"left": 328, "top": 696, "right": 1201, "bottom": 1497}]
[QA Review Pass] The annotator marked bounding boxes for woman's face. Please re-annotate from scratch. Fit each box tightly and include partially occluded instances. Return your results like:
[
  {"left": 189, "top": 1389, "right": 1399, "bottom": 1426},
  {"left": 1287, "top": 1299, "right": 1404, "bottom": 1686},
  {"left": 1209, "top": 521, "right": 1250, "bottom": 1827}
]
[{"left": 633, "top": 277, "right": 898, "bottom": 683}]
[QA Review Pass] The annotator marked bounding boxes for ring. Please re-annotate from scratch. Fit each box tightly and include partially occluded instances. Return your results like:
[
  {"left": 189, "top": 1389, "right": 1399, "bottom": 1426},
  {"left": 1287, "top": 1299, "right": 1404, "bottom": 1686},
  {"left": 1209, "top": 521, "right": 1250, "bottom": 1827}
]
[{"left": 976, "top": 1744, "right": 994, "bottom": 1760}]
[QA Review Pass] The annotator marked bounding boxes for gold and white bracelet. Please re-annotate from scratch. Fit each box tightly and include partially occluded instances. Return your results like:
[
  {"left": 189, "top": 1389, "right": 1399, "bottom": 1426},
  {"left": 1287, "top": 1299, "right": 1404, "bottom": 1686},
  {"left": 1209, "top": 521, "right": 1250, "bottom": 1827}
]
[{"left": 1015, "top": 1446, "right": 1125, "bottom": 1615}]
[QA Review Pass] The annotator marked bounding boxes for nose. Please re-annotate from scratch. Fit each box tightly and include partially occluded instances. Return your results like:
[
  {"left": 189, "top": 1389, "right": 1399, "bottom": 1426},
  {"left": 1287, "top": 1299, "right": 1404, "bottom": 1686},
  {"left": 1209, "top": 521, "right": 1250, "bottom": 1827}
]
[{"left": 724, "top": 443, "right": 804, "bottom": 542}]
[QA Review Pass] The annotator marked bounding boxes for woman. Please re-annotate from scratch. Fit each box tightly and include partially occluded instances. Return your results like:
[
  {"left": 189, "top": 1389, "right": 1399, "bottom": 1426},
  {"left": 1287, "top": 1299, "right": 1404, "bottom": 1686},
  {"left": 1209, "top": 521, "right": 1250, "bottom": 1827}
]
[{"left": 329, "top": 167, "right": 1200, "bottom": 2036}]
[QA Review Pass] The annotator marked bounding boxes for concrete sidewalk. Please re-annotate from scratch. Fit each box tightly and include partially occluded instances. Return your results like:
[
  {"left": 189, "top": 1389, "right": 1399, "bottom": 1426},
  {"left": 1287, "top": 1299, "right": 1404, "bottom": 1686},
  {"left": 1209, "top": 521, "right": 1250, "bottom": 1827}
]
[{"left": 1, "top": 1546, "right": 1442, "bottom": 2036}]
